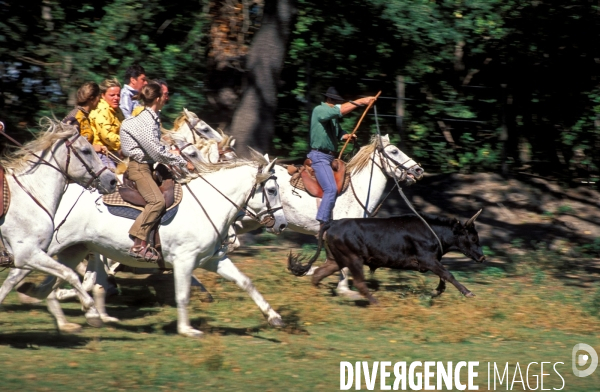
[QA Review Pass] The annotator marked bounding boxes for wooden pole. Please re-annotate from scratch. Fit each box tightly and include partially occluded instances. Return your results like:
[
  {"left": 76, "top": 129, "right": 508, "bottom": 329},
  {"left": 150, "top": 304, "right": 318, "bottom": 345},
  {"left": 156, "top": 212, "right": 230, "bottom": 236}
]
[{"left": 337, "top": 91, "right": 382, "bottom": 160}]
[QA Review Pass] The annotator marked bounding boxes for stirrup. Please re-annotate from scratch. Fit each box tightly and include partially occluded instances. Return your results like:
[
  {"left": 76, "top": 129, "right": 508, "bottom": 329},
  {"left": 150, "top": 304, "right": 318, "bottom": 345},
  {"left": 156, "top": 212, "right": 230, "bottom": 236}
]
[
  {"left": 128, "top": 245, "right": 160, "bottom": 263},
  {"left": 0, "top": 249, "right": 14, "bottom": 268}
]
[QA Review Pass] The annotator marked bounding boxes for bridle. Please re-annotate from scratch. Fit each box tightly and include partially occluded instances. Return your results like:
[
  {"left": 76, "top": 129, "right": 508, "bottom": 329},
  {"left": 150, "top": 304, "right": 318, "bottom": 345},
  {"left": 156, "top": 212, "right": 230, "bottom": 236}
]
[
  {"left": 174, "top": 141, "right": 282, "bottom": 244},
  {"left": 244, "top": 169, "right": 282, "bottom": 228},
  {"left": 9, "top": 131, "right": 109, "bottom": 223},
  {"left": 61, "top": 133, "right": 109, "bottom": 189},
  {"left": 373, "top": 143, "right": 419, "bottom": 182}
]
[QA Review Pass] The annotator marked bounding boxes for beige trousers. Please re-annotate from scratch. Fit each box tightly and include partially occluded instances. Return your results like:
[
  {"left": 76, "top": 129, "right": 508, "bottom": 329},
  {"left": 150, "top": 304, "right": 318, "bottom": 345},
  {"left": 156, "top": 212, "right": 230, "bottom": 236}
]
[{"left": 127, "top": 161, "right": 165, "bottom": 241}]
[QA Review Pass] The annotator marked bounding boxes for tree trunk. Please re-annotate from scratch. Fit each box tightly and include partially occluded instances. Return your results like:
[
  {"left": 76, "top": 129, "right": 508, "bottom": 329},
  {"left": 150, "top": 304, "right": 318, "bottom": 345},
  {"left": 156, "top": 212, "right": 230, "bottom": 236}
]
[{"left": 228, "top": 0, "right": 296, "bottom": 156}]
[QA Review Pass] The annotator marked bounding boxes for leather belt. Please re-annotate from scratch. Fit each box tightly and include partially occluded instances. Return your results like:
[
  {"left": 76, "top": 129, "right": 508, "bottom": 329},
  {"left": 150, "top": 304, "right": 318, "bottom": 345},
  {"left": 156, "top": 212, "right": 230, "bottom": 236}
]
[{"left": 311, "top": 148, "right": 335, "bottom": 156}]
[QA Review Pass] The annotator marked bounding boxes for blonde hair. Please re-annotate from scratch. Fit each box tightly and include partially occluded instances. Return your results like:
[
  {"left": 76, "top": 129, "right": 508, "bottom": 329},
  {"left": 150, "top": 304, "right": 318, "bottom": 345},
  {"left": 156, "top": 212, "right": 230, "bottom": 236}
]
[{"left": 99, "top": 78, "right": 121, "bottom": 94}]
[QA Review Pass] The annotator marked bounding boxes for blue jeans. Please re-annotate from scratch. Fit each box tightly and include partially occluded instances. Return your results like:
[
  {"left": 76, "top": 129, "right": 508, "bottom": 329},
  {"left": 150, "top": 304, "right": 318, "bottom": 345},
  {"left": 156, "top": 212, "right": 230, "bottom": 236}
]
[{"left": 308, "top": 150, "right": 336, "bottom": 223}]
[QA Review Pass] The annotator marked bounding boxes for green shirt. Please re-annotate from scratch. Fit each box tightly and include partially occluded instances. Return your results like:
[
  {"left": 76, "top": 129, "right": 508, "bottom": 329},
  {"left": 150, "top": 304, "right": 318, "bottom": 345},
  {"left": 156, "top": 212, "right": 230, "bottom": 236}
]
[{"left": 310, "top": 102, "right": 344, "bottom": 152}]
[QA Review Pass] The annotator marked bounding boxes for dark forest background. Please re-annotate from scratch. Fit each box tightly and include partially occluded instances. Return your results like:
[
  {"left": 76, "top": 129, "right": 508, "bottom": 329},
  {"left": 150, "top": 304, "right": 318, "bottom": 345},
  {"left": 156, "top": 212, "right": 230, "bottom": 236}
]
[{"left": 1, "top": 0, "right": 599, "bottom": 185}]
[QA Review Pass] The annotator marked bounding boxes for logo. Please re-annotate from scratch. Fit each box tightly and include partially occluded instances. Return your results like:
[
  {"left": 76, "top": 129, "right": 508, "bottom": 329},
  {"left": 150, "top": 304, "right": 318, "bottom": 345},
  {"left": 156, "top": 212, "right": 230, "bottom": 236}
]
[{"left": 572, "top": 343, "right": 598, "bottom": 378}]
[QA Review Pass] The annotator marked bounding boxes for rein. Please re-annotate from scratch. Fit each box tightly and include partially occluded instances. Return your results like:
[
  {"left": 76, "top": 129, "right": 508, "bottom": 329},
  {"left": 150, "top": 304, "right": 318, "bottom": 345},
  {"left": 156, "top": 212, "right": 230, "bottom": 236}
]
[
  {"left": 0, "top": 129, "right": 107, "bottom": 224},
  {"left": 372, "top": 104, "right": 443, "bottom": 255}
]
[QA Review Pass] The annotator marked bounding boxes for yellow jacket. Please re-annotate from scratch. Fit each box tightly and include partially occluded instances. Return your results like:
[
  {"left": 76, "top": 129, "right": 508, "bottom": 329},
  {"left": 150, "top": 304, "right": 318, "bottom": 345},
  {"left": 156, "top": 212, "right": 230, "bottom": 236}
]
[
  {"left": 63, "top": 107, "right": 94, "bottom": 144},
  {"left": 131, "top": 105, "right": 145, "bottom": 117},
  {"left": 90, "top": 98, "right": 125, "bottom": 151}
]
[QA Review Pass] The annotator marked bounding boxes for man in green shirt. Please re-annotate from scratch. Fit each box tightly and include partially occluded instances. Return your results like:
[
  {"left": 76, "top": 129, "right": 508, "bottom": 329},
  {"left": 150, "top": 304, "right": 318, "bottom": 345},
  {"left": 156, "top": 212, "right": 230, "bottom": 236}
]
[{"left": 308, "top": 87, "right": 375, "bottom": 226}]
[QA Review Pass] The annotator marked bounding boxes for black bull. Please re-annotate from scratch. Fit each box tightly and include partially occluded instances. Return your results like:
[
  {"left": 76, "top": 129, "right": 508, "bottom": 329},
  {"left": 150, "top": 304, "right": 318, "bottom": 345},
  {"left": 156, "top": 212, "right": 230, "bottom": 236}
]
[{"left": 288, "top": 210, "right": 485, "bottom": 304}]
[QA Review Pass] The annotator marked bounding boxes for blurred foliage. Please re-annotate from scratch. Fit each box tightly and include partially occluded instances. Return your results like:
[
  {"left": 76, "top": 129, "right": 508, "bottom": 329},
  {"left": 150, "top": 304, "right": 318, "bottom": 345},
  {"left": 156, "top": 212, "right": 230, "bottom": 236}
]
[{"left": 1, "top": 0, "right": 599, "bottom": 181}]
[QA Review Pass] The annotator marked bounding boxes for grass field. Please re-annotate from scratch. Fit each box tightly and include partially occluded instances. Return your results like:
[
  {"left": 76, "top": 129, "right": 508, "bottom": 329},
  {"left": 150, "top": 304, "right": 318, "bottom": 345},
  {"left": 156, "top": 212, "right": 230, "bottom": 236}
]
[{"left": 0, "top": 242, "right": 599, "bottom": 391}]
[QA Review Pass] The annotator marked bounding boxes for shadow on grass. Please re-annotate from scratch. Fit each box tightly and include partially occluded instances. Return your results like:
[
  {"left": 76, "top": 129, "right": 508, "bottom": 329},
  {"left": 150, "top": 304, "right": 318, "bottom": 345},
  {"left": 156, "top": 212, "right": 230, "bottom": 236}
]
[{"left": 0, "top": 332, "right": 135, "bottom": 349}]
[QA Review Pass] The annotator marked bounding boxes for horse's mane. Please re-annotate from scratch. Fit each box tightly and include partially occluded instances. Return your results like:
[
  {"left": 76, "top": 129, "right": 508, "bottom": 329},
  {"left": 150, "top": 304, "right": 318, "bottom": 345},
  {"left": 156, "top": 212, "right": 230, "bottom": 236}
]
[
  {"left": 0, "top": 118, "right": 79, "bottom": 172},
  {"left": 190, "top": 149, "right": 271, "bottom": 184},
  {"left": 345, "top": 135, "right": 390, "bottom": 174},
  {"left": 166, "top": 111, "right": 232, "bottom": 151},
  {"left": 170, "top": 112, "right": 188, "bottom": 134}
]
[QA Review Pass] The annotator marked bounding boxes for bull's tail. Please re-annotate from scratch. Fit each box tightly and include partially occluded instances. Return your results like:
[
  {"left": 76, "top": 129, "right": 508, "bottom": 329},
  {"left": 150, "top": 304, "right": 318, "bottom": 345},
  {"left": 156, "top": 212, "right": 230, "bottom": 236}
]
[{"left": 287, "top": 221, "right": 331, "bottom": 276}]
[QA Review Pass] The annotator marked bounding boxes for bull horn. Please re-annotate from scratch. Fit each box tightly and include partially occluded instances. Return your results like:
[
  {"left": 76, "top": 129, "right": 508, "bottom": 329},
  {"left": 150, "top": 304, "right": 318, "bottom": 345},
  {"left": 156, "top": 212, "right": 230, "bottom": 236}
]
[{"left": 465, "top": 209, "right": 483, "bottom": 227}]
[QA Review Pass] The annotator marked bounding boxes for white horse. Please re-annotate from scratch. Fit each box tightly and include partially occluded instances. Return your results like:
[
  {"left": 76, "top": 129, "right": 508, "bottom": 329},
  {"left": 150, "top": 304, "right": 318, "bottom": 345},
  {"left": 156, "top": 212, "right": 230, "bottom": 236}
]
[
  {"left": 0, "top": 118, "right": 117, "bottom": 326},
  {"left": 11, "top": 113, "right": 237, "bottom": 309},
  {"left": 167, "top": 108, "right": 237, "bottom": 163},
  {"left": 2, "top": 151, "right": 287, "bottom": 337},
  {"left": 235, "top": 135, "right": 424, "bottom": 297}
]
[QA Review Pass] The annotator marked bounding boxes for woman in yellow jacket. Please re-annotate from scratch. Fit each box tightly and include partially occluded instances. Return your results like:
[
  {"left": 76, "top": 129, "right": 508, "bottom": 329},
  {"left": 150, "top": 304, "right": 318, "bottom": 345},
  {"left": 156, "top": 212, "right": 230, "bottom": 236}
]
[{"left": 90, "top": 78, "right": 125, "bottom": 169}]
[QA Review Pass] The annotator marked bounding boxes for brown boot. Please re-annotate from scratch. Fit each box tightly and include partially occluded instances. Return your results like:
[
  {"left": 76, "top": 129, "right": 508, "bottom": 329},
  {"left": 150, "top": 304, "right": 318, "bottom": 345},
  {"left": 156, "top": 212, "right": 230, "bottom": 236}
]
[
  {"left": 0, "top": 248, "right": 14, "bottom": 268},
  {"left": 128, "top": 238, "right": 160, "bottom": 263}
]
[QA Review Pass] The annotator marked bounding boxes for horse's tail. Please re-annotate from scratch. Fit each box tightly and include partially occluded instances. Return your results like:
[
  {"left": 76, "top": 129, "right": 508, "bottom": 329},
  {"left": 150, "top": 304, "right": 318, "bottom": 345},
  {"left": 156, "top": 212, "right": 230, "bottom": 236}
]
[{"left": 287, "top": 221, "right": 331, "bottom": 276}]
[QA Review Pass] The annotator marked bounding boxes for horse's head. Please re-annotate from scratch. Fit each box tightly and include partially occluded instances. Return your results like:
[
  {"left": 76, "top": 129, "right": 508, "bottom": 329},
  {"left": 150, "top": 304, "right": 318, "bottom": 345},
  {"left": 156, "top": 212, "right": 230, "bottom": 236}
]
[
  {"left": 246, "top": 149, "right": 287, "bottom": 234},
  {"left": 167, "top": 133, "right": 207, "bottom": 170},
  {"left": 182, "top": 108, "right": 223, "bottom": 142},
  {"left": 47, "top": 119, "right": 117, "bottom": 193},
  {"left": 375, "top": 135, "right": 424, "bottom": 185}
]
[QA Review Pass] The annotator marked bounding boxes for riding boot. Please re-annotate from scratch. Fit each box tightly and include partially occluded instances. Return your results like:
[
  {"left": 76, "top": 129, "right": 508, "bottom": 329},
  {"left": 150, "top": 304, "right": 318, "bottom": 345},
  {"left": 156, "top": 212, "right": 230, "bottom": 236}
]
[
  {"left": 128, "top": 237, "right": 160, "bottom": 263},
  {"left": 0, "top": 243, "right": 14, "bottom": 268}
]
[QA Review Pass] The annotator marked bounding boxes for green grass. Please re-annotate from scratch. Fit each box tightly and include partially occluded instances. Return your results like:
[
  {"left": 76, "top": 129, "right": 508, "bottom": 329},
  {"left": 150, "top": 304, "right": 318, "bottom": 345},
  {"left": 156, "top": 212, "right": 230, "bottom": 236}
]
[{"left": 0, "top": 247, "right": 599, "bottom": 391}]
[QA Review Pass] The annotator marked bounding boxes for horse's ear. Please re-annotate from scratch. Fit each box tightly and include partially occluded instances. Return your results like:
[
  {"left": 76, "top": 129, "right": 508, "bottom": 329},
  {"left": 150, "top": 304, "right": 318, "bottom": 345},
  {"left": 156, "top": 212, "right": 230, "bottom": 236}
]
[
  {"left": 247, "top": 147, "right": 267, "bottom": 164},
  {"left": 382, "top": 134, "right": 390, "bottom": 143},
  {"left": 230, "top": 138, "right": 236, "bottom": 149},
  {"left": 183, "top": 108, "right": 199, "bottom": 127},
  {"left": 265, "top": 157, "right": 277, "bottom": 173}
]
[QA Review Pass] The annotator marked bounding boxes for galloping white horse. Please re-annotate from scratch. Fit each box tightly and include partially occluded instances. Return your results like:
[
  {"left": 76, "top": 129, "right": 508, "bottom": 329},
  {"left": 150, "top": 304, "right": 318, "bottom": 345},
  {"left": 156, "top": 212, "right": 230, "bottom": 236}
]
[
  {"left": 235, "top": 135, "right": 424, "bottom": 296},
  {"left": 2, "top": 151, "right": 286, "bottom": 337},
  {"left": 0, "top": 118, "right": 117, "bottom": 326}
]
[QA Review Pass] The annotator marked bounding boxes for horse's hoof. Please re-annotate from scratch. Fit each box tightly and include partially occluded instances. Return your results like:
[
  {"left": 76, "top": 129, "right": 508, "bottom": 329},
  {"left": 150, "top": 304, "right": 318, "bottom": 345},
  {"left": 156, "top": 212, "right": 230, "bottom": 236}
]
[
  {"left": 268, "top": 316, "right": 286, "bottom": 328},
  {"left": 100, "top": 315, "right": 120, "bottom": 323},
  {"left": 59, "top": 323, "right": 82, "bottom": 334},
  {"left": 179, "top": 328, "right": 204, "bottom": 338},
  {"left": 431, "top": 290, "right": 443, "bottom": 297},
  {"left": 86, "top": 316, "right": 103, "bottom": 328},
  {"left": 464, "top": 291, "right": 475, "bottom": 298},
  {"left": 85, "top": 308, "right": 104, "bottom": 328},
  {"left": 337, "top": 289, "right": 363, "bottom": 301}
]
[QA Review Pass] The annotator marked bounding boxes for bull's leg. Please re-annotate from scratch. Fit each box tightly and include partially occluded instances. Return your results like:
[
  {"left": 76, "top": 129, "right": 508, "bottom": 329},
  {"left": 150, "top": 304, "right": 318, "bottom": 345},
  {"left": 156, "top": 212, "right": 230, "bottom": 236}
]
[
  {"left": 344, "top": 257, "right": 379, "bottom": 305},
  {"left": 311, "top": 258, "right": 340, "bottom": 286},
  {"left": 432, "top": 278, "right": 446, "bottom": 297},
  {"left": 428, "top": 262, "right": 474, "bottom": 297},
  {"left": 207, "top": 257, "right": 284, "bottom": 328}
]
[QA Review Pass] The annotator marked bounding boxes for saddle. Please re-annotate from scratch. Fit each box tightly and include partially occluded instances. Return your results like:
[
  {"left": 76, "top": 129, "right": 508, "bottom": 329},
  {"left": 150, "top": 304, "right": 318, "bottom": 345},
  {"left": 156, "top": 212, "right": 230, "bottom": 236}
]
[
  {"left": 105, "top": 164, "right": 180, "bottom": 269},
  {"left": 287, "top": 158, "right": 347, "bottom": 198},
  {"left": 119, "top": 164, "right": 175, "bottom": 209}
]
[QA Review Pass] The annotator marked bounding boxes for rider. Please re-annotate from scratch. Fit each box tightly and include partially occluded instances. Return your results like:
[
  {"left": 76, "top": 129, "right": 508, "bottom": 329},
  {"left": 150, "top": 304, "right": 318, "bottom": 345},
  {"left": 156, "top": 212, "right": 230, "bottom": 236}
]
[
  {"left": 90, "top": 78, "right": 125, "bottom": 170},
  {"left": 62, "top": 82, "right": 107, "bottom": 155},
  {"left": 120, "top": 63, "right": 148, "bottom": 119},
  {"left": 308, "top": 87, "right": 375, "bottom": 228},
  {"left": 120, "top": 81, "right": 194, "bottom": 262}
]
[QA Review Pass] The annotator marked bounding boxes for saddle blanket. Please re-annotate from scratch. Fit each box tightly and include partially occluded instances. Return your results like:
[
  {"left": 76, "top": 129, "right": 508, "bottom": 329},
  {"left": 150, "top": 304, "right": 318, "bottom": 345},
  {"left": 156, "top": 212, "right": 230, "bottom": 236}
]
[{"left": 102, "top": 183, "right": 183, "bottom": 222}]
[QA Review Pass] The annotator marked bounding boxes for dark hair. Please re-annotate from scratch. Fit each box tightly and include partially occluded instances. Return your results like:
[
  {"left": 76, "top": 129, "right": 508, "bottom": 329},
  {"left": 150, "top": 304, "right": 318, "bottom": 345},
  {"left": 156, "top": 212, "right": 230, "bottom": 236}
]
[
  {"left": 124, "top": 64, "right": 146, "bottom": 84},
  {"left": 155, "top": 79, "right": 168, "bottom": 88},
  {"left": 76, "top": 82, "right": 100, "bottom": 105},
  {"left": 135, "top": 81, "right": 162, "bottom": 106}
]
